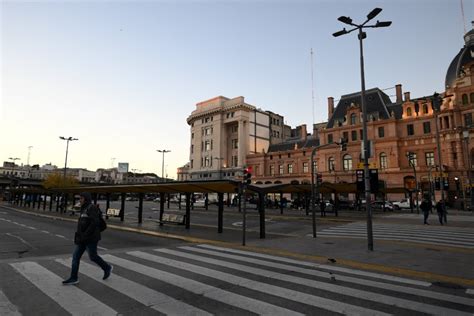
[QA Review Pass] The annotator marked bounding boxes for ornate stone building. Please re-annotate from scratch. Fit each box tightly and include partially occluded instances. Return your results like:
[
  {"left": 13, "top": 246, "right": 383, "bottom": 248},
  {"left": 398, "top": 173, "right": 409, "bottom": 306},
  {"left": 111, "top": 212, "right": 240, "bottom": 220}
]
[{"left": 247, "top": 25, "right": 474, "bottom": 204}]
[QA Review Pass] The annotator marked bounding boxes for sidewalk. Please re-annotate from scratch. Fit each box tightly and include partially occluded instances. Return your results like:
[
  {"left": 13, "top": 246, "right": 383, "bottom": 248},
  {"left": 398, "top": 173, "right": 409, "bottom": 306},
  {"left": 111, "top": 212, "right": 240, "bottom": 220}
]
[{"left": 3, "top": 202, "right": 474, "bottom": 287}]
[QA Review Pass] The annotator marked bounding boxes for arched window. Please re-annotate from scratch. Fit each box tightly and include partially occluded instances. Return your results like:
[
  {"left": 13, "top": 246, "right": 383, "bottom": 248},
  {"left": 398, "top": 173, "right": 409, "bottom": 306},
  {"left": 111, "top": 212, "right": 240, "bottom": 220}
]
[
  {"left": 462, "top": 94, "right": 469, "bottom": 105},
  {"left": 406, "top": 107, "right": 412, "bottom": 116},
  {"left": 342, "top": 154, "right": 352, "bottom": 171},
  {"left": 379, "top": 152, "right": 388, "bottom": 170},
  {"left": 350, "top": 113, "right": 357, "bottom": 125},
  {"left": 470, "top": 93, "right": 474, "bottom": 103},
  {"left": 422, "top": 104, "right": 428, "bottom": 114},
  {"left": 328, "top": 157, "right": 335, "bottom": 172}
]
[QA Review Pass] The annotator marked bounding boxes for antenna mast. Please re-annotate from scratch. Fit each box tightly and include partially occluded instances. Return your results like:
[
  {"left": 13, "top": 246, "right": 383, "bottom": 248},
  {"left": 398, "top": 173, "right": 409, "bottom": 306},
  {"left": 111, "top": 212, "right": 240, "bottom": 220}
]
[
  {"left": 310, "top": 48, "right": 315, "bottom": 126},
  {"left": 460, "top": 0, "right": 467, "bottom": 34}
]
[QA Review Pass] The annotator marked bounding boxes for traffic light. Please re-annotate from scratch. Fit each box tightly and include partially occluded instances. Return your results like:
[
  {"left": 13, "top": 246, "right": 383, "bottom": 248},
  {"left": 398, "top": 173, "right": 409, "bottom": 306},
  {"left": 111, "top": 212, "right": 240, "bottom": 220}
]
[
  {"left": 369, "top": 169, "right": 379, "bottom": 193},
  {"left": 316, "top": 173, "right": 323, "bottom": 184},
  {"left": 431, "top": 92, "right": 443, "bottom": 112},
  {"left": 454, "top": 177, "right": 460, "bottom": 191},
  {"left": 243, "top": 166, "right": 252, "bottom": 185}
]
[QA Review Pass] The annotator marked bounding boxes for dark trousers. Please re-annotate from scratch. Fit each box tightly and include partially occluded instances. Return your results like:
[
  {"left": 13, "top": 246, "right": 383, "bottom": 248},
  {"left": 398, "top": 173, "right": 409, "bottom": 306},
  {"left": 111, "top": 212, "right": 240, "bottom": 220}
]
[
  {"left": 423, "top": 211, "right": 429, "bottom": 223},
  {"left": 70, "top": 241, "right": 109, "bottom": 279},
  {"left": 438, "top": 212, "right": 447, "bottom": 225}
]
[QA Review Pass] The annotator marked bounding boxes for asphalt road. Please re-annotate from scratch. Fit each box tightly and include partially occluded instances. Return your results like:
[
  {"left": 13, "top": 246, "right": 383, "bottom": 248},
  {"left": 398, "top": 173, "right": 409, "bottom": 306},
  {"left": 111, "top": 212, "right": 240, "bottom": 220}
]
[{"left": 0, "top": 204, "right": 183, "bottom": 261}]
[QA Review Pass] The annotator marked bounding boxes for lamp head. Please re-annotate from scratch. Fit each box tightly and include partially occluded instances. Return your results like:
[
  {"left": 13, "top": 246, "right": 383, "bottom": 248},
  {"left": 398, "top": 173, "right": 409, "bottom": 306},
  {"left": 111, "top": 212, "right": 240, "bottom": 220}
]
[
  {"left": 367, "top": 7, "right": 382, "bottom": 20},
  {"left": 332, "top": 28, "right": 348, "bottom": 37},
  {"left": 337, "top": 16, "right": 353, "bottom": 25},
  {"left": 375, "top": 20, "right": 392, "bottom": 28}
]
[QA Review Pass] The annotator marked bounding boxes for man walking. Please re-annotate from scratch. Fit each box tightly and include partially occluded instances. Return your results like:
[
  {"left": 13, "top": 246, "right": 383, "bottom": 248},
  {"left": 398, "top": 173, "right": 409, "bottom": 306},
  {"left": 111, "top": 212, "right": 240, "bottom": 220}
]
[
  {"left": 420, "top": 196, "right": 432, "bottom": 225},
  {"left": 436, "top": 199, "right": 447, "bottom": 225},
  {"left": 62, "top": 192, "right": 112, "bottom": 285}
]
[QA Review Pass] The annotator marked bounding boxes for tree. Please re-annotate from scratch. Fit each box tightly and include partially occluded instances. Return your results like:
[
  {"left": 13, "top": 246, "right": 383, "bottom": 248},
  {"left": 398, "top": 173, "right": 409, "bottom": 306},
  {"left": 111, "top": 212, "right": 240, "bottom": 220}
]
[{"left": 43, "top": 173, "right": 79, "bottom": 189}]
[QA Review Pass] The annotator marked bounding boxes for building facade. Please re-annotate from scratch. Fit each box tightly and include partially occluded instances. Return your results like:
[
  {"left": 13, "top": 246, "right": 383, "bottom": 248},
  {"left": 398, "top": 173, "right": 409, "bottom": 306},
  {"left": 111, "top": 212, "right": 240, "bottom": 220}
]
[
  {"left": 247, "top": 26, "right": 474, "bottom": 204},
  {"left": 186, "top": 96, "right": 287, "bottom": 180}
]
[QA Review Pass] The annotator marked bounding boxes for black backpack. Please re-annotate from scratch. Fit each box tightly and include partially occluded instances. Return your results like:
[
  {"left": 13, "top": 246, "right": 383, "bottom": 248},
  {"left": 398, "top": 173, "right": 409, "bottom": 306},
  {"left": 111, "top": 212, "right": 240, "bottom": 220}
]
[{"left": 98, "top": 209, "right": 107, "bottom": 232}]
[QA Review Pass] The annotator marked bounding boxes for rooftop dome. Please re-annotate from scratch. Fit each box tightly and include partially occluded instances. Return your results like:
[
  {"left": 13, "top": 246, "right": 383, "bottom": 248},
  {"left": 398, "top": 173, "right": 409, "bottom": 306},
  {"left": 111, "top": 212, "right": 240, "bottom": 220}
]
[{"left": 445, "top": 22, "right": 474, "bottom": 89}]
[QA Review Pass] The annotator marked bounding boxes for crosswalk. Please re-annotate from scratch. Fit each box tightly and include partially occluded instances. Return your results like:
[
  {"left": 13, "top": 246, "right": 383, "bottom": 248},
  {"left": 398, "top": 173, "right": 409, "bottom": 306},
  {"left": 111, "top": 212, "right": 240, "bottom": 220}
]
[
  {"left": 316, "top": 222, "right": 474, "bottom": 249},
  {"left": 385, "top": 213, "right": 474, "bottom": 222},
  {"left": 1, "top": 244, "right": 473, "bottom": 315}
]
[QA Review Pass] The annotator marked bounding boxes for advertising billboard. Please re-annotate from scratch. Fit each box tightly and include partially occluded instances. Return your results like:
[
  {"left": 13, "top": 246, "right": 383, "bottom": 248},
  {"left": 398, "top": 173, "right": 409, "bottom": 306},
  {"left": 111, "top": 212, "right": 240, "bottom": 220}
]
[{"left": 117, "top": 162, "right": 129, "bottom": 173}]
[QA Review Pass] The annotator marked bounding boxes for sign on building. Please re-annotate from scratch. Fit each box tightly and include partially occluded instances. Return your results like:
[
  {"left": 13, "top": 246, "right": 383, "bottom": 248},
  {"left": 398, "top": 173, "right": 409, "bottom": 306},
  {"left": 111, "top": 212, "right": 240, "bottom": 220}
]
[{"left": 118, "top": 163, "right": 129, "bottom": 173}]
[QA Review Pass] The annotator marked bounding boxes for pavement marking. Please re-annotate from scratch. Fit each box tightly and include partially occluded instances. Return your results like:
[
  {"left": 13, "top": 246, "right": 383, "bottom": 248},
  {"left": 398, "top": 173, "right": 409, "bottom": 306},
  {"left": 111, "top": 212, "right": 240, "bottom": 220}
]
[
  {"left": 9, "top": 261, "right": 117, "bottom": 316},
  {"left": 5, "top": 205, "right": 474, "bottom": 287},
  {"left": 154, "top": 248, "right": 472, "bottom": 315},
  {"left": 196, "top": 244, "right": 431, "bottom": 287},
  {"left": 0, "top": 211, "right": 7, "bottom": 214},
  {"left": 97, "top": 246, "right": 108, "bottom": 251},
  {"left": 131, "top": 250, "right": 390, "bottom": 316},
  {"left": 54, "top": 234, "right": 66, "bottom": 239},
  {"left": 40, "top": 230, "right": 50, "bottom": 234},
  {"left": 25, "top": 226, "right": 36, "bottom": 230},
  {"left": 181, "top": 246, "right": 474, "bottom": 308},
  {"left": 55, "top": 258, "right": 211, "bottom": 316},
  {"left": 6, "top": 233, "right": 33, "bottom": 249},
  {"left": 103, "top": 254, "right": 303, "bottom": 316},
  {"left": 0, "top": 289, "right": 22, "bottom": 316},
  {"left": 467, "top": 288, "right": 474, "bottom": 295}
]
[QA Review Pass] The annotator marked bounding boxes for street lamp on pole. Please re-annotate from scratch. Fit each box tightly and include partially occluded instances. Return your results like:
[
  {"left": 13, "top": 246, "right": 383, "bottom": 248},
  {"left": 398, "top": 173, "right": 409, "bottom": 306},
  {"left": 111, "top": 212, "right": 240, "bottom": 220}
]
[
  {"left": 333, "top": 7, "right": 391, "bottom": 251},
  {"left": 406, "top": 152, "right": 419, "bottom": 214},
  {"left": 157, "top": 149, "right": 171, "bottom": 182},
  {"left": 462, "top": 129, "right": 473, "bottom": 210},
  {"left": 59, "top": 136, "right": 78, "bottom": 180}
]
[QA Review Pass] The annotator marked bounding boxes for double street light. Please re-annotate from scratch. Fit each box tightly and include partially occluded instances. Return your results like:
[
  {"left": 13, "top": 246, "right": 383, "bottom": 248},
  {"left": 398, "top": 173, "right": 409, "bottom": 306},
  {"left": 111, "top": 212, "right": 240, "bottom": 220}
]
[
  {"left": 333, "top": 7, "right": 391, "bottom": 251},
  {"left": 59, "top": 136, "right": 78, "bottom": 180},
  {"left": 157, "top": 149, "right": 171, "bottom": 182}
]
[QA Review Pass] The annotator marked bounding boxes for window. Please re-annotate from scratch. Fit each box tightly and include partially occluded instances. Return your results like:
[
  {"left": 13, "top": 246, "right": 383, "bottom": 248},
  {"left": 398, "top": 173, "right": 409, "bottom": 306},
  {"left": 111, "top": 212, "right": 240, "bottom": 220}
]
[
  {"left": 288, "top": 164, "right": 293, "bottom": 174},
  {"left": 205, "top": 140, "right": 212, "bottom": 151},
  {"left": 231, "top": 125, "right": 238, "bottom": 133},
  {"left": 423, "top": 121, "right": 431, "bottom": 134},
  {"left": 279, "top": 165, "right": 284, "bottom": 175},
  {"left": 351, "top": 113, "right": 357, "bottom": 125},
  {"left": 303, "top": 162, "right": 309, "bottom": 173},
  {"left": 351, "top": 130, "right": 357, "bottom": 141},
  {"left": 231, "top": 139, "right": 238, "bottom": 149},
  {"left": 191, "top": 133, "right": 194, "bottom": 139},
  {"left": 190, "top": 160, "right": 194, "bottom": 168},
  {"left": 471, "top": 93, "right": 474, "bottom": 103},
  {"left": 205, "top": 117, "right": 210, "bottom": 123},
  {"left": 378, "top": 126, "right": 385, "bottom": 138},
  {"left": 406, "top": 107, "right": 412, "bottom": 116},
  {"left": 342, "top": 154, "right": 352, "bottom": 171},
  {"left": 269, "top": 155, "right": 273, "bottom": 160},
  {"left": 232, "top": 156, "right": 238, "bottom": 167},
  {"left": 204, "top": 157, "right": 210, "bottom": 167},
  {"left": 407, "top": 124, "right": 414, "bottom": 136},
  {"left": 422, "top": 104, "right": 428, "bottom": 114},
  {"left": 379, "top": 153, "right": 387, "bottom": 170},
  {"left": 255, "top": 165, "right": 260, "bottom": 176},
  {"left": 408, "top": 152, "right": 418, "bottom": 167},
  {"left": 312, "top": 160, "right": 317, "bottom": 172},
  {"left": 425, "top": 152, "right": 435, "bottom": 166},
  {"left": 328, "top": 157, "right": 335, "bottom": 171},
  {"left": 327, "top": 134, "right": 333, "bottom": 144},
  {"left": 269, "top": 165, "right": 275, "bottom": 176},
  {"left": 360, "top": 129, "right": 363, "bottom": 139},
  {"left": 205, "top": 127, "right": 212, "bottom": 135},
  {"left": 462, "top": 94, "right": 469, "bottom": 105},
  {"left": 343, "top": 131, "right": 349, "bottom": 141},
  {"left": 288, "top": 153, "right": 291, "bottom": 158},
  {"left": 465, "top": 113, "right": 473, "bottom": 126},
  {"left": 191, "top": 145, "right": 194, "bottom": 154}
]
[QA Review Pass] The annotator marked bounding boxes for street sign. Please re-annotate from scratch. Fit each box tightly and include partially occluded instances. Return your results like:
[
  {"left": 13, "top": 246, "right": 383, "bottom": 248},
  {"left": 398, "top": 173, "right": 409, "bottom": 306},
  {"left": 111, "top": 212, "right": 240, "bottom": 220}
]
[{"left": 357, "top": 162, "right": 376, "bottom": 169}]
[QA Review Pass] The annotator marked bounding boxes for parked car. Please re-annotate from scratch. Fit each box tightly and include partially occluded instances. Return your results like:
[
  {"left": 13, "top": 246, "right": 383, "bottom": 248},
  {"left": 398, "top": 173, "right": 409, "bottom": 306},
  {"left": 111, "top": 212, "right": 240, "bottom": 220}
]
[
  {"left": 392, "top": 199, "right": 419, "bottom": 210},
  {"left": 370, "top": 201, "right": 394, "bottom": 211}
]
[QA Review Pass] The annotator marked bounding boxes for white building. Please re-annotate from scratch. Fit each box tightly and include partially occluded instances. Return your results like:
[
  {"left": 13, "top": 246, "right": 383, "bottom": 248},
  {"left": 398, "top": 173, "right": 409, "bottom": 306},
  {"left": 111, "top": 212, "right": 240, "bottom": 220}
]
[{"left": 186, "top": 96, "right": 287, "bottom": 180}]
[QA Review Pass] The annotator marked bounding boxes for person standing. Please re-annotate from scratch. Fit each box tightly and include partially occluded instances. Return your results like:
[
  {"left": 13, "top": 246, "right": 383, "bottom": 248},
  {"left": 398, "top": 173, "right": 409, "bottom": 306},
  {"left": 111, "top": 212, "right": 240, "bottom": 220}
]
[
  {"left": 62, "top": 192, "right": 112, "bottom": 285},
  {"left": 436, "top": 199, "right": 447, "bottom": 225},
  {"left": 320, "top": 200, "right": 326, "bottom": 217},
  {"left": 420, "top": 197, "right": 432, "bottom": 225}
]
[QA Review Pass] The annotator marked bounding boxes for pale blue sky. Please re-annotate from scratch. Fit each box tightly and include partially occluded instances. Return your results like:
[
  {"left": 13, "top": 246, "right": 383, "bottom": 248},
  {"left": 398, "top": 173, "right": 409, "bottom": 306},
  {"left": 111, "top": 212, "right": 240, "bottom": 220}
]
[{"left": 1, "top": 0, "right": 472, "bottom": 178}]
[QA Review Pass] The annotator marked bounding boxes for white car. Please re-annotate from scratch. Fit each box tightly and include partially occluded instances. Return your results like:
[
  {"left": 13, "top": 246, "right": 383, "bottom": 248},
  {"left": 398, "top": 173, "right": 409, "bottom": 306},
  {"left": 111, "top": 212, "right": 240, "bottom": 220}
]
[{"left": 392, "top": 199, "right": 419, "bottom": 210}]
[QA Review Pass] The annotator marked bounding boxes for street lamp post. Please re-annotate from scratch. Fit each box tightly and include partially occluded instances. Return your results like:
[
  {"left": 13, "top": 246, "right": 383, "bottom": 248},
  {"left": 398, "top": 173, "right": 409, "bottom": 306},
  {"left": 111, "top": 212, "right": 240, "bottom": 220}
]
[
  {"left": 157, "top": 149, "right": 171, "bottom": 182},
  {"left": 333, "top": 7, "right": 391, "bottom": 251},
  {"left": 431, "top": 93, "right": 446, "bottom": 211},
  {"left": 462, "top": 129, "right": 473, "bottom": 210},
  {"left": 407, "top": 152, "right": 419, "bottom": 214},
  {"left": 59, "top": 136, "right": 78, "bottom": 180}
]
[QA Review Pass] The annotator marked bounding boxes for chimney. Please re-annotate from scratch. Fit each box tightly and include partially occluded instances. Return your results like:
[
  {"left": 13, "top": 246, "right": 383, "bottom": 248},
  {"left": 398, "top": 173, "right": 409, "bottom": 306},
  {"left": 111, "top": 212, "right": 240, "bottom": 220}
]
[
  {"left": 404, "top": 92, "right": 410, "bottom": 102},
  {"left": 395, "top": 84, "right": 403, "bottom": 103},
  {"left": 328, "top": 97, "right": 334, "bottom": 119},
  {"left": 300, "top": 124, "right": 307, "bottom": 141}
]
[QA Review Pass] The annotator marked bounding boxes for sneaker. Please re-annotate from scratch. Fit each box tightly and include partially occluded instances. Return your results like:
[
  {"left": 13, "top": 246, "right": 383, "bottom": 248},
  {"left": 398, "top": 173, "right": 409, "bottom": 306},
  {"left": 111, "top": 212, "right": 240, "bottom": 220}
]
[
  {"left": 103, "top": 265, "right": 113, "bottom": 280},
  {"left": 62, "top": 278, "right": 79, "bottom": 285}
]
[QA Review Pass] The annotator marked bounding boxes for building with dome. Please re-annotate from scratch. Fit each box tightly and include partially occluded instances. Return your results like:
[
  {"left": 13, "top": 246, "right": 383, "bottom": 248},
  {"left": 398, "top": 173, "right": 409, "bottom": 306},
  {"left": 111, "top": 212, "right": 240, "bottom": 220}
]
[{"left": 245, "top": 24, "right": 474, "bottom": 206}]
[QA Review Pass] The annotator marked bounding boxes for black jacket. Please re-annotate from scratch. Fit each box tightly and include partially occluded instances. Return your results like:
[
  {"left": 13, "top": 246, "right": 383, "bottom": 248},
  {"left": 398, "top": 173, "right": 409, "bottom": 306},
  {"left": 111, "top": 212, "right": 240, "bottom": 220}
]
[{"left": 75, "top": 203, "right": 101, "bottom": 244}]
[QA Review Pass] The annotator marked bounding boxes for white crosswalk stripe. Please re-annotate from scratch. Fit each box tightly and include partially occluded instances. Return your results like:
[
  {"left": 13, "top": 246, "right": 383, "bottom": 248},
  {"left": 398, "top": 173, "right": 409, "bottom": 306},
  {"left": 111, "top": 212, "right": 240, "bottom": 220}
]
[
  {"left": 1, "top": 245, "right": 472, "bottom": 315},
  {"left": 386, "top": 214, "right": 474, "bottom": 222},
  {"left": 317, "top": 222, "right": 474, "bottom": 248},
  {"left": 9, "top": 262, "right": 117, "bottom": 316}
]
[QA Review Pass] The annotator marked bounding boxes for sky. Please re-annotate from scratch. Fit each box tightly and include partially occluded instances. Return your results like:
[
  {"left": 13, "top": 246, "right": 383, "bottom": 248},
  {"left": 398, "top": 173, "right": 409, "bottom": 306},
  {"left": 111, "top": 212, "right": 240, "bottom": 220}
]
[{"left": 1, "top": 0, "right": 473, "bottom": 178}]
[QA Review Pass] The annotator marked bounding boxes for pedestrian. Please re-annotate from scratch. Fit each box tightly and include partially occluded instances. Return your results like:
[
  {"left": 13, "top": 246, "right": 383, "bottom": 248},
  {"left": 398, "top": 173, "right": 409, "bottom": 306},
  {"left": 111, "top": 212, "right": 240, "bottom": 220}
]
[
  {"left": 320, "top": 200, "right": 326, "bottom": 217},
  {"left": 62, "top": 192, "right": 112, "bottom": 285},
  {"left": 420, "top": 197, "right": 432, "bottom": 225},
  {"left": 436, "top": 199, "right": 447, "bottom": 225}
]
